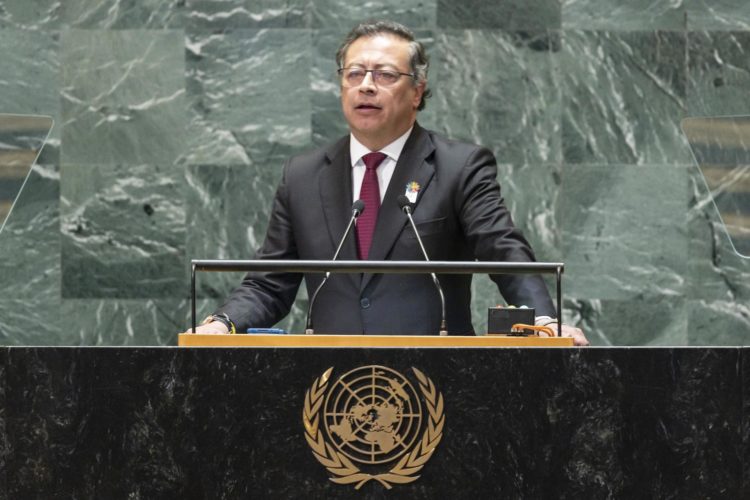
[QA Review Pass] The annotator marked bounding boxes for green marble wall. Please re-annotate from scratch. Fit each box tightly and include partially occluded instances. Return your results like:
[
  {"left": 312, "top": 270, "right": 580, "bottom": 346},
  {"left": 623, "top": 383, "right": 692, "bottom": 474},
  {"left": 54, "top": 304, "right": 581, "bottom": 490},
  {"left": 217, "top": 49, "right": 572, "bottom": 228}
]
[{"left": 1, "top": 0, "right": 749, "bottom": 345}]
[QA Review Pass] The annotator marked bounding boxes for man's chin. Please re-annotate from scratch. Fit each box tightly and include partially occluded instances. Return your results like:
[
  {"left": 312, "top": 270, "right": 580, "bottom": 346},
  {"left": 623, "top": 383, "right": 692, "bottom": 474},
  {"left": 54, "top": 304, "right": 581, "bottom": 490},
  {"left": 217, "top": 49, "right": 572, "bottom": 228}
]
[{"left": 348, "top": 120, "right": 385, "bottom": 138}]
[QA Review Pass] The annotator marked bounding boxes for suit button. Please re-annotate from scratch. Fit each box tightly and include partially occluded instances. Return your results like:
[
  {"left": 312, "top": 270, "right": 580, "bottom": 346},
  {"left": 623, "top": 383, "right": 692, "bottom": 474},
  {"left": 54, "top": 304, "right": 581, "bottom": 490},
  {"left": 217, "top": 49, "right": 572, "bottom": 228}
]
[{"left": 360, "top": 298, "right": 370, "bottom": 309}]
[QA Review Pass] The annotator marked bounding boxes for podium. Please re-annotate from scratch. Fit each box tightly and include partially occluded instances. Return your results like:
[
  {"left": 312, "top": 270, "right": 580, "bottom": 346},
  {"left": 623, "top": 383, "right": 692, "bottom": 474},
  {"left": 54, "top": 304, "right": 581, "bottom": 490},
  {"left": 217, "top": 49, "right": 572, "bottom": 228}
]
[
  {"left": 177, "top": 333, "right": 575, "bottom": 347},
  {"left": 0, "top": 345, "right": 742, "bottom": 498}
]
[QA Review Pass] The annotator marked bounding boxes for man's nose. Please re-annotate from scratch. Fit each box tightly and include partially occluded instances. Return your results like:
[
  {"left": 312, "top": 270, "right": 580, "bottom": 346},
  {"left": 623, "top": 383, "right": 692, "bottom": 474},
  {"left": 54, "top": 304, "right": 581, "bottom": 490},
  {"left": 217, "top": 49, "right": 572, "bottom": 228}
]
[{"left": 359, "top": 71, "right": 377, "bottom": 92}]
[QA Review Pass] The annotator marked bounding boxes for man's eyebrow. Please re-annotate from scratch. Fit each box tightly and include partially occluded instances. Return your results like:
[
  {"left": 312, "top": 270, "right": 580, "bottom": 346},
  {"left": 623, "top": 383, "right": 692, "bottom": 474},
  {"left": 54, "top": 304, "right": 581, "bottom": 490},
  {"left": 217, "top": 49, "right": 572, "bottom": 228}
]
[{"left": 373, "top": 63, "right": 400, "bottom": 70}]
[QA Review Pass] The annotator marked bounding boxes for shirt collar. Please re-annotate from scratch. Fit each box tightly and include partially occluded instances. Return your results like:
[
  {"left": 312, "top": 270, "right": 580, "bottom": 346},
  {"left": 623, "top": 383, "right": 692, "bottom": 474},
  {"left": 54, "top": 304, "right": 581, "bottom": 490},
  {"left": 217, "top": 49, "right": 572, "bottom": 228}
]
[{"left": 349, "top": 126, "right": 414, "bottom": 167}]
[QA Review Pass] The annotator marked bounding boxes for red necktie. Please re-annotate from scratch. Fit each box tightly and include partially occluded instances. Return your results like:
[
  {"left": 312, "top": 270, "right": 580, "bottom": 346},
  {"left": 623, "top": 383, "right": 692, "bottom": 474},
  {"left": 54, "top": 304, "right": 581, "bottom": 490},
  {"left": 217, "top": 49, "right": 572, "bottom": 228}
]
[{"left": 356, "top": 152, "right": 387, "bottom": 260}]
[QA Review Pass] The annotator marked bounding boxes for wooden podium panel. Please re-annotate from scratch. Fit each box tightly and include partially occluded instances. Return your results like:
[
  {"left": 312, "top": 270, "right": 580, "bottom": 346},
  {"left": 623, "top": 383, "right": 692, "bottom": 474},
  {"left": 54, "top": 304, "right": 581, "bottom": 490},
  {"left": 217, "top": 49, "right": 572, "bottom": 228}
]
[{"left": 178, "top": 333, "right": 574, "bottom": 347}]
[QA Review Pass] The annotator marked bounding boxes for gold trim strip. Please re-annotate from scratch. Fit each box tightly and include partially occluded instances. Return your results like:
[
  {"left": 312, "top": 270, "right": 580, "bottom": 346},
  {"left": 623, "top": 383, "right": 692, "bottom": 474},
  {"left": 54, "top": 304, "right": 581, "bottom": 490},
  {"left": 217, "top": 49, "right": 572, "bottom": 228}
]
[{"left": 178, "top": 333, "right": 574, "bottom": 347}]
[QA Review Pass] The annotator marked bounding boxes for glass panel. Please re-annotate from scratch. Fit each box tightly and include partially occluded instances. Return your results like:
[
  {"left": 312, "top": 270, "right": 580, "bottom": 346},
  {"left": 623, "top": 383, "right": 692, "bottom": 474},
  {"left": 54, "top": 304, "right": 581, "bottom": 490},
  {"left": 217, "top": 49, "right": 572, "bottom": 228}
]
[
  {"left": 0, "top": 114, "right": 54, "bottom": 234},
  {"left": 681, "top": 116, "right": 750, "bottom": 258}
]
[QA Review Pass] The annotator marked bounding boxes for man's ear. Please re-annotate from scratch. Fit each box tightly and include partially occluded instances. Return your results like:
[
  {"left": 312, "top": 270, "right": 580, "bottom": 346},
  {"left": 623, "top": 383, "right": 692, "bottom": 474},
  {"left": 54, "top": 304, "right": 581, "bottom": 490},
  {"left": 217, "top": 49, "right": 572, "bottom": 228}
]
[{"left": 412, "top": 82, "right": 426, "bottom": 109}]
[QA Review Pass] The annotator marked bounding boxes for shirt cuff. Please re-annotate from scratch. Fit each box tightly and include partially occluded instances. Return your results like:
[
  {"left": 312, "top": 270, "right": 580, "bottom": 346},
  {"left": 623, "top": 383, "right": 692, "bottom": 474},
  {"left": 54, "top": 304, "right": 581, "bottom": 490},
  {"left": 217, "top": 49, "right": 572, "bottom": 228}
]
[{"left": 534, "top": 315, "right": 558, "bottom": 327}]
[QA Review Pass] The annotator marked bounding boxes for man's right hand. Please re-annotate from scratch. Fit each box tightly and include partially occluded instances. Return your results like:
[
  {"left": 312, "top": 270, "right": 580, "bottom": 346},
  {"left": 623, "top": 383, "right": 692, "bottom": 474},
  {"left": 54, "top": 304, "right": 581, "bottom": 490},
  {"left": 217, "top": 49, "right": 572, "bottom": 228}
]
[{"left": 187, "top": 321, "right": 229, "bottom": 334}]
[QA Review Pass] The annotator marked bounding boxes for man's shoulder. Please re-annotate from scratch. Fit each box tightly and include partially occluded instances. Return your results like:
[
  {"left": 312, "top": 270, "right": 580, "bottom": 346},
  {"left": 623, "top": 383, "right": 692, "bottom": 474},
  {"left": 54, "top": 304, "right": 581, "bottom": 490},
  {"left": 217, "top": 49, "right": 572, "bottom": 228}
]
[
  {"left": 287, "top": 135, "right": 348, "bottom": 168},
  {"left": 421, "top": 127, "right": 492, "bottom": 162}
]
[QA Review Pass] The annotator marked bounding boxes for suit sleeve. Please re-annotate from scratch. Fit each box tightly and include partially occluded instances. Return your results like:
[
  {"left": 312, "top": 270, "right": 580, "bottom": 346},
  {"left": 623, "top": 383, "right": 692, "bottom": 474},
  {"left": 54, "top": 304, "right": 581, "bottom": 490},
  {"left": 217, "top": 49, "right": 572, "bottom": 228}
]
[
  {"left": 456, "top": 146, "right": 556, "bottom": 317},
  {"left": 215, "top": 160, "right": 303, "bottom": 331}
]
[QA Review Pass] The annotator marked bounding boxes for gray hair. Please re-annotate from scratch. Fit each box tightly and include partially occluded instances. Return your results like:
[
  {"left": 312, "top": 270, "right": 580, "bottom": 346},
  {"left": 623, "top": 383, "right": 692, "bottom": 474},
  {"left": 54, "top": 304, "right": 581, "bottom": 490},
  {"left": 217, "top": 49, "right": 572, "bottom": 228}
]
[{"left": 335, "top": 20, "right": 432, "bottom": 111}]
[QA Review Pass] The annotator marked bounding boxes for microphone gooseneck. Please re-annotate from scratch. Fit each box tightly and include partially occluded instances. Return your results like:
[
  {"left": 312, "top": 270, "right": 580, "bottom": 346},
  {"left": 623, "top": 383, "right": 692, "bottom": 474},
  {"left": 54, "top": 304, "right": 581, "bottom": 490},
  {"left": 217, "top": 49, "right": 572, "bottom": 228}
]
[
  {"left": 397, "top": 195, "right": 448, "bottom": 336},
  {"left": 305, "top": 200, "right": 365, "bottom": 334}
]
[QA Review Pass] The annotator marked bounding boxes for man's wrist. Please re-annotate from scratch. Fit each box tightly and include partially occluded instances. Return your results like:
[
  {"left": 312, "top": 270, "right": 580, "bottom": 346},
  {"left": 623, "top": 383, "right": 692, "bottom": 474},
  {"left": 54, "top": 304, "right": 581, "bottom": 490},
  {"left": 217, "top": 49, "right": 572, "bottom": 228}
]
[{"left": 202, "top": 313, "right": 236, "bottom": 334}]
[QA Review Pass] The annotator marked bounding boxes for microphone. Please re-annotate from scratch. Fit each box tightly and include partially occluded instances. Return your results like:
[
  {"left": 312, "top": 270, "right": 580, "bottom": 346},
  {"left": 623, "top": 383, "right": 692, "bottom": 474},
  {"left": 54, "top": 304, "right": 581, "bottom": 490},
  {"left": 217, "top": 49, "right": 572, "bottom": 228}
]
[
  {"left": 397, "top": 195, "right": 448, "bottom": 336},
  {"left": 305, "top": 200, "right": 365, "bottom": 334}
]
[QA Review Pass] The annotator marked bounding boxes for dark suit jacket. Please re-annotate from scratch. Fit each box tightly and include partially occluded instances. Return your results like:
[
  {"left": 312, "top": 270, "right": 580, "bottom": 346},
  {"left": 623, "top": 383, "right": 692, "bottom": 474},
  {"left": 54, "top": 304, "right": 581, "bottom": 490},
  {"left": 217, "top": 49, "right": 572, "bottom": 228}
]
[{"left": 218, "top": 123, "right": 555, "bottom": 334}]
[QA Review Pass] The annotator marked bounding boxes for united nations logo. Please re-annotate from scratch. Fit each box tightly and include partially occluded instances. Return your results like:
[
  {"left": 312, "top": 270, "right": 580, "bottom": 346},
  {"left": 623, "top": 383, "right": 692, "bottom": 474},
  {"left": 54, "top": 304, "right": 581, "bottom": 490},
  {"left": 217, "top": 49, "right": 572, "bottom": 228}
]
[{"left": 303, "top": 365, "right": 445, "bottom": 490}]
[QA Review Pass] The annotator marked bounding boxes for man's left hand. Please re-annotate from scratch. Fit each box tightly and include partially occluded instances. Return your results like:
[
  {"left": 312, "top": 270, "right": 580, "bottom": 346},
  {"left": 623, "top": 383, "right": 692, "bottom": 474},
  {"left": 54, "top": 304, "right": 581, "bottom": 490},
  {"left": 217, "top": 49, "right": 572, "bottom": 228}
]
[{"left": 546, "top": 323, "right": 589, "bottom": 346}]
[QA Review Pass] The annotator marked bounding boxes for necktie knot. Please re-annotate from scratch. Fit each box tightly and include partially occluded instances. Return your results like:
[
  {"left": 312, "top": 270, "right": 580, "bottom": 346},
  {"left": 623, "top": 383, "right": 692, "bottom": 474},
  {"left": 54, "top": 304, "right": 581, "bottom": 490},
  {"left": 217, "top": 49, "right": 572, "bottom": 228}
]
[{"left": 362, "top": 152, "right": 387, "bottom": 171}]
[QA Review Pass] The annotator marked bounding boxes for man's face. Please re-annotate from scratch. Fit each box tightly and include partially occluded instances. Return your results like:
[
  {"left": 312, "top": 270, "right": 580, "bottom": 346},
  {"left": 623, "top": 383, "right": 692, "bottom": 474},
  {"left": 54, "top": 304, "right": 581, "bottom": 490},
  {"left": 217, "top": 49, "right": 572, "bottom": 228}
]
[{"left": 340, "top": 34, "right": 425, "bottom": 150}]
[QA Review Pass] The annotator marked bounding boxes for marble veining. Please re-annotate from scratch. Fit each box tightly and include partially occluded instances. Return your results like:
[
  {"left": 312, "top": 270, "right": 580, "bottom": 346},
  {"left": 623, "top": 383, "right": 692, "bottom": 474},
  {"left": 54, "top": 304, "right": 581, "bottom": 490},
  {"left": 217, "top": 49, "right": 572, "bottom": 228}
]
[
  {"left": 559, "top": 165, "right": 688, "bottom": 301},
  {"left": 437, "top": 0, "right": 561, "bottom": 30},
  {"left": 60, "top": 163, "right": 185, "bottom": 299},
  {"left": 185, "top": 29, "right": 312, "bottom": 166},
  {"left": 431, "top": 30, "right": 562, "bottom": 166},
  {"left": 60, "top": 29, "right": 186, "bottom": 165},
  {"left": 562, "top": 0, "right": 686, "bottom": 30},
  {"left": 561, "top": 30, "right": 690, "bottom": 165}
]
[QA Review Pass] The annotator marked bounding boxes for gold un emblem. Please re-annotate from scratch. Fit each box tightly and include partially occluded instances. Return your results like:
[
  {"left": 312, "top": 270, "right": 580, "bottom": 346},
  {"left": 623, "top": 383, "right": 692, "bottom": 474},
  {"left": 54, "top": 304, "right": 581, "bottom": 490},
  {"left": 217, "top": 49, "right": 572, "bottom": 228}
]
[{"left": 303, "top": 365, "right": 445, "bottom": 490}]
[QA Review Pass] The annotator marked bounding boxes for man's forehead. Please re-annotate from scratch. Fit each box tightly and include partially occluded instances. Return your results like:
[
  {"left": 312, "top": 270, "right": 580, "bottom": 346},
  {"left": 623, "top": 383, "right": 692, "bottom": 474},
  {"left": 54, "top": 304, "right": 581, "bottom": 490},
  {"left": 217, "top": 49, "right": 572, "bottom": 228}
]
[{"left": 344, "top": 34, "right": 410, "bottom": 65}]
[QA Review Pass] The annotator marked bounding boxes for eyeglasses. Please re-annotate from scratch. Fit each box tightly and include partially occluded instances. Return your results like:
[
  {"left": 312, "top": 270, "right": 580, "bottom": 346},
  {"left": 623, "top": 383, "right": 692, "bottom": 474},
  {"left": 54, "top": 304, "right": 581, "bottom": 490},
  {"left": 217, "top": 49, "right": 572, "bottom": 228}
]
[{"left": 338, "top": 67, "right": 415, "bottom": 87}]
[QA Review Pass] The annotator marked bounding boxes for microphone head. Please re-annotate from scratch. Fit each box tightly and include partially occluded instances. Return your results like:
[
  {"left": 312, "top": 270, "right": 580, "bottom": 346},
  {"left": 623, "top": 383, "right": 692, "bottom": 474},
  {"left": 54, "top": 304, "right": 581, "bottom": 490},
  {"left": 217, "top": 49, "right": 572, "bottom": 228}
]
[
  {"left": 352, "top": 199, "right": 365, "bottom": 216},
  {"left": 397, "top": 195, "right": 413, "bottom": 212}
]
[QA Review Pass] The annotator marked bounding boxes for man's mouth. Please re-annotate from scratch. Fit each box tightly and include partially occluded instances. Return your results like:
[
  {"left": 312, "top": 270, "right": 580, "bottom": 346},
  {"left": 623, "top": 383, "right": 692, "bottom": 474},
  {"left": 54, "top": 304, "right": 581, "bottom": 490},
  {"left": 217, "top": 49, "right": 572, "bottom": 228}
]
[{"left": 355, "top": 104, "right": 381, "bottom": 110}]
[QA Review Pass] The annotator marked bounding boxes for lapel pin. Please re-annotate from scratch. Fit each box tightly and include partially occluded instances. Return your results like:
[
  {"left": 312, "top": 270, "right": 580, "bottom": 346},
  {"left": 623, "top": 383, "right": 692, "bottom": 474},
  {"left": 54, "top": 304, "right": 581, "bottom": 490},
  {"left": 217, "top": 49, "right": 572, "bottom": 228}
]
[{"left": 404, "top": 181, "right": 421, "bottom": 204}]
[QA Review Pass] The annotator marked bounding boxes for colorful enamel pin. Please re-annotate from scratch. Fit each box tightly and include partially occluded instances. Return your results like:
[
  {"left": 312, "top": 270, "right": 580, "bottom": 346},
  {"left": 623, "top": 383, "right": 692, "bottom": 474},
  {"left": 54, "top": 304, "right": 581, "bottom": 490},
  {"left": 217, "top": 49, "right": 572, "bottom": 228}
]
[{"left": 404, "top": 181, "right": 421, "bottom": 203}]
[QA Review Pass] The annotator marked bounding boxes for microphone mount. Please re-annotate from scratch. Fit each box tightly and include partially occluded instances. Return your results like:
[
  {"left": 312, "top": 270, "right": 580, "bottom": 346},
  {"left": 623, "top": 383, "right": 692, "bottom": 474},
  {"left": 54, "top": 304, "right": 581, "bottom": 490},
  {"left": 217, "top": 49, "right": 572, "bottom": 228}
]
[
  {"left": 397, "top": 195, "right": 448, "bottom": 336},
  {"left": 305, "top": 200, "right": 365, "bottom": 335}
]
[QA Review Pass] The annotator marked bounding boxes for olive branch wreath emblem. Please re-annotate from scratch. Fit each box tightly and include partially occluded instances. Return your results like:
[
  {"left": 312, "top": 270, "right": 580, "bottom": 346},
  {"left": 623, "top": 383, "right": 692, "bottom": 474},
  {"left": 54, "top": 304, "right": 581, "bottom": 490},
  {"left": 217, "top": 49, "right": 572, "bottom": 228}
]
[{"left": 302, "top": 366, "right": 445, "bottom": 490}]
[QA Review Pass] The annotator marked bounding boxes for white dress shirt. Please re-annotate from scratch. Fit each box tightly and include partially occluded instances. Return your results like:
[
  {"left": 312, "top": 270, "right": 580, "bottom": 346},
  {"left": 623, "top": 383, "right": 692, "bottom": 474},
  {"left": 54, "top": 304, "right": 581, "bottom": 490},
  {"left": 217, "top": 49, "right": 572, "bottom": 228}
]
[{"left": 350, "top": 127, "right": 413, "bottom": 203}]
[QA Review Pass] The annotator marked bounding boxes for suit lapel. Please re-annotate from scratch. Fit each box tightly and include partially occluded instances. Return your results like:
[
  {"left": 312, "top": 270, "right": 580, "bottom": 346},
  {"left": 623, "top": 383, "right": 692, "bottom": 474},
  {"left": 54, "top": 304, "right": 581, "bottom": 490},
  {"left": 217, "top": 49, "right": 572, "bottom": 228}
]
[
  {"left": 362, "top": 124, "right": 436, "bottom": 290},
  {"left": 319, "top": 137, "right": 359, "bottom": 268}
]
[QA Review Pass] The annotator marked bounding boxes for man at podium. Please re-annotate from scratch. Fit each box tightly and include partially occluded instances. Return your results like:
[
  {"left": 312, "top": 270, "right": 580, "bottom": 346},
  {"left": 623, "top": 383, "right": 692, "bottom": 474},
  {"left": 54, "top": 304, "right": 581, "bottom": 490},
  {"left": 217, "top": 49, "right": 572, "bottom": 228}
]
[{"left": 194, "top": 20, "right": 587, "bottom": 345}]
